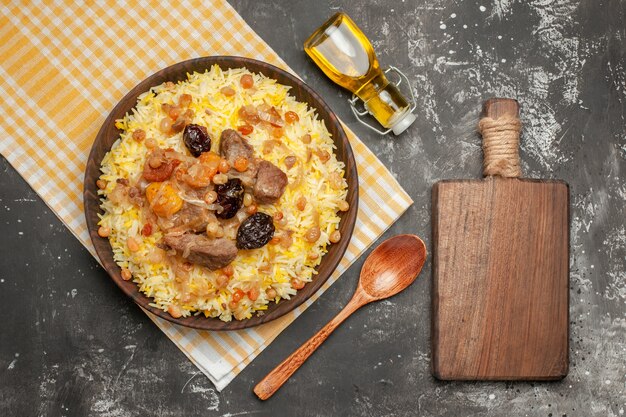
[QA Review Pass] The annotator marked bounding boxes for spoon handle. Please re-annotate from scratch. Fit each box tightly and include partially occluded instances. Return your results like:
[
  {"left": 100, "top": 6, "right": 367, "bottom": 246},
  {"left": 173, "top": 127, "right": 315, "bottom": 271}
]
[{"left": 254, "top": 293, "right": 369, "bottom": 400}]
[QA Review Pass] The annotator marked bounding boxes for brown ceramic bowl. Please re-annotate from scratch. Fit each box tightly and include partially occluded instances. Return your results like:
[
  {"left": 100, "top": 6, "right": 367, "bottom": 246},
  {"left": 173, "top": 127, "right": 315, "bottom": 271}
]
[{"left": 84, "top": 56, "right": 358, "bottom": 330}]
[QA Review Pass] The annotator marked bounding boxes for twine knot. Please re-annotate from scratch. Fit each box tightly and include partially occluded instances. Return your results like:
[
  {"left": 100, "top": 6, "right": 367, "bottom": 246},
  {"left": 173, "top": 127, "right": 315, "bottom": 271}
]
[{"left": 478, "top": 116, "right": 522, "bottom": 178}]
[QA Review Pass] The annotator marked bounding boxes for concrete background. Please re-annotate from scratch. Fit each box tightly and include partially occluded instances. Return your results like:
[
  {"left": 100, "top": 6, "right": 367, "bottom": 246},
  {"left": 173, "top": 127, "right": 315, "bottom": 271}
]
[{"left": 1, "top": 0, "right": 625, "bottom": 415}]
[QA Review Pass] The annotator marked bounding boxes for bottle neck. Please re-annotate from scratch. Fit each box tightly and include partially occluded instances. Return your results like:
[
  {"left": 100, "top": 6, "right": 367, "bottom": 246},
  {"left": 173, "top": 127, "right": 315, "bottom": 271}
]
[
  {"left": 355, "top": 72, "right": 411, "bottom": 129},
  {"left": 354, "top": 71, "right": 388, "bottom": 101}
]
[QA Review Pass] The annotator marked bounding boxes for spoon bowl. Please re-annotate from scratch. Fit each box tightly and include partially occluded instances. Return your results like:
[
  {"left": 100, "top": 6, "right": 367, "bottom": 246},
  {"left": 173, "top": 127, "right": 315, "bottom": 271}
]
[
  {"left": 359, "top": 234, "right": 427, "bottom": 300},
  {"left": 254, "top": 234, "right": 427, "bottom": 400}
]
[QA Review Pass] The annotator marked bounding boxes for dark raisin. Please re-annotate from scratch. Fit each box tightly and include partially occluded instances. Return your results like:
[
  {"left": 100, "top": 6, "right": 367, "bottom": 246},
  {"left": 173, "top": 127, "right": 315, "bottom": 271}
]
[
  {"left": 215, "top": 178, "right": 244, "bottom": 219},
  {"left": 183, "top": 124, "right": 211, "bottom": 157},
  {"left": 236, "top": 212, "right": 275, "bottom": 249}
]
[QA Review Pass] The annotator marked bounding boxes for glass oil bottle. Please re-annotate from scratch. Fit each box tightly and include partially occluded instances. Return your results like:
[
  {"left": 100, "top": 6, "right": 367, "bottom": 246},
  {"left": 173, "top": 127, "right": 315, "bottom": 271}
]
[{"left": 304, "top": 12, "right": 416, "bottom": 135}]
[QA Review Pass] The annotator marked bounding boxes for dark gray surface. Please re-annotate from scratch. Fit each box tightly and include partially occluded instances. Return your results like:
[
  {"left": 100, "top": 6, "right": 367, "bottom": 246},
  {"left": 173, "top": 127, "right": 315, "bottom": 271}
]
[{"left": 1, "top": 0, "right": 625, "bottom": 416}]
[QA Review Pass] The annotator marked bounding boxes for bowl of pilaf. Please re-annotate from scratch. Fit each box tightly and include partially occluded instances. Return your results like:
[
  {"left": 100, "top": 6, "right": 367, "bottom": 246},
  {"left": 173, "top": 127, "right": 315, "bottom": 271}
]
[{"left": 84, "top": 56, "right": 358, "bottom": 330}]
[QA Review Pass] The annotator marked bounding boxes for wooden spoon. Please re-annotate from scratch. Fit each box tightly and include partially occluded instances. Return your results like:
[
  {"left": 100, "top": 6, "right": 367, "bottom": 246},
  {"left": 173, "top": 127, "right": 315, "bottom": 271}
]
[{"left": 254, "top": 234, "right": 427, "bottom": 400}]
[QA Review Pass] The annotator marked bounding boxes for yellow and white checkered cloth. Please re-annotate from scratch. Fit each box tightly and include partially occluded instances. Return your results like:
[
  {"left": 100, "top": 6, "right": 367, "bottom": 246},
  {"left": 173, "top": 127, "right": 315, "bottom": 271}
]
[{"left": 0, "top": 1, "right": 412, "bottom": 390}]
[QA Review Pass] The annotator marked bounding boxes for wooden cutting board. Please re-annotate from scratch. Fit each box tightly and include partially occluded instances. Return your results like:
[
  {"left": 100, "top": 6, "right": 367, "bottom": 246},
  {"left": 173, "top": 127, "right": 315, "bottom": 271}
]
[{"left": 431, "top": 98, "right": 569, "bottom": 380}]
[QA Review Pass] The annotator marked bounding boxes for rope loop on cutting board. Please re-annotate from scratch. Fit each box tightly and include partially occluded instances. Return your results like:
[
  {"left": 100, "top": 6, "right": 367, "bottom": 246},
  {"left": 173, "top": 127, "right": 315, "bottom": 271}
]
[{"left": 478, "top": 116, "right": 522, "bottom": 178}]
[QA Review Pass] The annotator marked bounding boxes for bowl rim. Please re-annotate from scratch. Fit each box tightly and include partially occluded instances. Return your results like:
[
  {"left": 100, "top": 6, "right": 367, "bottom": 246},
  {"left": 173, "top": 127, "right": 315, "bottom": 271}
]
[{"left": 83, "top": 55, "right": 359, "bottom": 330}]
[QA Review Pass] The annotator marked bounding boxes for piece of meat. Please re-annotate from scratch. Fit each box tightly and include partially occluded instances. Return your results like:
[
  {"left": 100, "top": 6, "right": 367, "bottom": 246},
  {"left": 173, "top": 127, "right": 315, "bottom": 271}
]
[
  {"left": 163, "top": 234, "right": 237, "bottom": 270},
  {"left": 159, "top": 203, "right": 215, "bottom": 234},
  {"left": 227, "top": 168, "right": 257, "bottom": 189},
  {"left": 219, "top": 129, "right": 254, "bottom": 163},
  {"left": 253, "top": 160, "right": 288, "bottom": 204},
  {"left": 219, "top": 129, "right": 259, "bottom": 187}
]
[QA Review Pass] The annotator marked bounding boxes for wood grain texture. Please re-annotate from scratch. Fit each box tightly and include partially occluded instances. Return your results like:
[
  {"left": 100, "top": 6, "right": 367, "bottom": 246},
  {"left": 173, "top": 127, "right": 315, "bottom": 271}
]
[
  {"left": 483, "top": 97, "right": 519, "bottom": 120},
  {"left": 83, "top": 56, "right": 359, "bottom": 331},
  {"left": 432, "top": 177, "right": 569, "bottom": 380},
  {"left": 254, "top": 235, "right": 427, "bottom": 400}
]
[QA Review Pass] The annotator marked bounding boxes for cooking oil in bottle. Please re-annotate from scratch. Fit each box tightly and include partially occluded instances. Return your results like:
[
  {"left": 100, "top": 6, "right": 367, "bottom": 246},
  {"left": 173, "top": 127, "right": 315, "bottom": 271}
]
[{"left": 304, "top": 12, "right": 416, "bottom": 135}]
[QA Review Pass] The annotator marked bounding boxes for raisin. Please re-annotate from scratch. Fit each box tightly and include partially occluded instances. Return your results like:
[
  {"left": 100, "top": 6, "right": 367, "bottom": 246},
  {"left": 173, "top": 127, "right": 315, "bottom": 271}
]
[
  {"left": 183, "top": 124, "right": 211, "bottom": 157},
  {"left": 215, "top": 178, "right": 244, "bottom": 219},
  {"left": 141, "top": 223, "right": 153, "bottom": 237},
  {"left": 236, "top": 212, "right": 275, "bottom": 249}
]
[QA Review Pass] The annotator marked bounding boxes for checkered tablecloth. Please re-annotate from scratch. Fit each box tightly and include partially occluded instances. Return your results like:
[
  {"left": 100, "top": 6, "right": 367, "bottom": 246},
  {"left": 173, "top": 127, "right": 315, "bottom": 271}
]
[{"left": 0, "top": 0, "right": 412, "bottom": 390}]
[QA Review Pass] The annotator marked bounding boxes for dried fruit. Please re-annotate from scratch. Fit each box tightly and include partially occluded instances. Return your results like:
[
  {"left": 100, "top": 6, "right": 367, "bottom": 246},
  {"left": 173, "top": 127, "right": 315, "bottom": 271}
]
[
  {"left": 215, "top": 178, "right": 244, "bottom": 219},
  {"left": 247, "top": 287, "right": 260, "bottom": 301},
  {"left": 141, "top": 223, "right": 153, "bottom": 237},
  {"left": 184, "top": 162, "right": 216, "bottom": 188},
  {"left": 284, "top": 155, "right": 297, "bottom": 169},
  {"left": 233, "top": 156, "right": 249, "bottom": 172},
  {"left": 236, "top": 212, "right": 275, "bottom": 249},
  {"left": 240, "top": 74, "right": 254, "bottom": 89},
  {"left": 291, "top": 278, "right": 305, "bottom": 290},
  {"left": 121, "top": 268, "right": 132, "bottom": 281},
  {"left": 183, "top": 124, "right": 212, "bottom": 157},
  {"left": 142, "top": 150, "right": 180, "bottom": 182},
  {"left": 304, "top": 226, "right": 321, "bottom": 243},
  {"left": 159, "top": 117, "right": 173, "bottom": 134},
  {"left": 329, "top": 230, "right": 341, "bottom": 243},
  {"left": 220, "top": 86, "right": 235, "bottom": 97},
  {"left": 145, "top": 182, "right": 184, "bottom": 217},
  {"left": 237, "top": 124, "right": 253, "bottom": 135},
  {"left": 178, "top": 93, "right": 192, "bottom": 108},
  {"left": 232, "top": 288, "right": 245, "bottom": 302},
  {"left": 132, "top": 129, "right": 146, "bottom": 142},
  {"left": 284, "top": 111, "right": 299, "bottom": 124}
]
